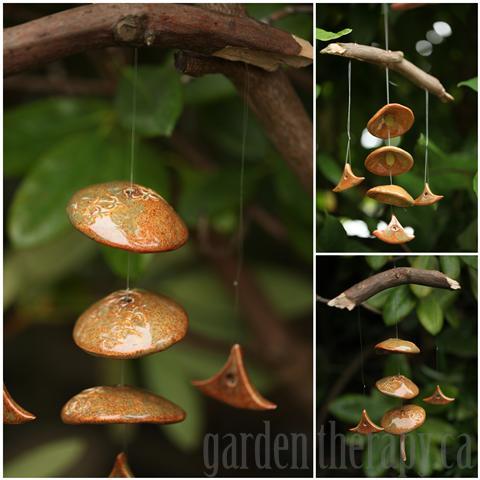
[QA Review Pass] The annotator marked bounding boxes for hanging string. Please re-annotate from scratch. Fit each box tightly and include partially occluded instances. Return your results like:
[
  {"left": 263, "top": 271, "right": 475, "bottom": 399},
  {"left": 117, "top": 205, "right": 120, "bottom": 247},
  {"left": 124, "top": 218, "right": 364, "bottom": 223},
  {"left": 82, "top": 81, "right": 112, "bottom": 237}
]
[
  {"left": 424, "top": 89, "right": 430, "bottom": 184},
  {"left": 383, "top": 3, "right": 392, "bottom": 152},
  {"left": 345, "top": 60, "right": 352, "bottom": 165},
  {"left": 357, "top": 308, "right": 367, "bottom": 397}
]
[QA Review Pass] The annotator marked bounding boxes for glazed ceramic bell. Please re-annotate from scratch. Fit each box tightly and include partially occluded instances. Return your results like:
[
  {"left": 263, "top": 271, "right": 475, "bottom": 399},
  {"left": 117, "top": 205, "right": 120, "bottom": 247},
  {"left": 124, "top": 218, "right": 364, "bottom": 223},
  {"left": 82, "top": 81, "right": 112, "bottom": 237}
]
[
  {"left": 3, "top": 385, "right": 36, "bottom": 424},
  {"left": 366, "top": 185, "right": 414, "bottom": 207},
  {"left": 375, "top": 338, "right": 420, "bottom": 354},
  {"left": 67, "top": 181, "right": 188, "bottom": 253},
  {"left": 364, "top": 146, "right": 413, "bottom": 176},
  {"left": 73, "top": 289, "right": 188, "bottom": 359},
  {"left": 414, "top": 183, "right": 444, "bottom": 206},
  {"left": 192, "top": 344, "right": 277, "bottom": 410},
  {"left": 349, "top": 409, "right": 384, "bottom": 434},
  {"left": 61, "top": 385, "right": 186, "bottom": 424},
  {"left": 109, "top": 452, "right": 134, "bottom": 478},
  {"left": 375, "top": 375, "right": 419, "bottom": 399},
  {"left": 332, "top": 163, "right": 365, "bottom": 192},
  {"left": 373, "top": 214, "right": 414, "bottom": 244},
  {"left": 367, "top": 103, "right": 415, "bottom": 139},
  {"left": 423, "top": 385, "right": 455, "bottom": 405}
]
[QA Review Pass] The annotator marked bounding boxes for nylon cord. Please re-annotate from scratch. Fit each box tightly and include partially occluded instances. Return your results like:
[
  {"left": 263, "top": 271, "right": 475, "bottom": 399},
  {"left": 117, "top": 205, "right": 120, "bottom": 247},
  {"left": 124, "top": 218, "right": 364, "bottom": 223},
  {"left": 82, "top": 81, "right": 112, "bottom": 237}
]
[
  {"left": 357, "top": 308, "right": 367, "bottom": 397},
  {"left": 345, "top": 60, "right": 352, "bottom": 165},
  {"left": 424, "top": 89, "right": 430, "bottom": 184}
]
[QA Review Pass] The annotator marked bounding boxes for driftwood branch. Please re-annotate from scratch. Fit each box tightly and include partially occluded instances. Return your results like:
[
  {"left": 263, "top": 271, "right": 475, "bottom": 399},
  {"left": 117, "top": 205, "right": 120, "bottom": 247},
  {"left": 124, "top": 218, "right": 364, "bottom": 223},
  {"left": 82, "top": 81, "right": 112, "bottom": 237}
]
[
  {"left": 328, "top": 267, "right": 461, "bottom": 311},
  {"left": 4, "top": 3, "right": 312, "bottom": 76},
  {"left": 321, "top": 42, "right": 454, "bottom": 102}
]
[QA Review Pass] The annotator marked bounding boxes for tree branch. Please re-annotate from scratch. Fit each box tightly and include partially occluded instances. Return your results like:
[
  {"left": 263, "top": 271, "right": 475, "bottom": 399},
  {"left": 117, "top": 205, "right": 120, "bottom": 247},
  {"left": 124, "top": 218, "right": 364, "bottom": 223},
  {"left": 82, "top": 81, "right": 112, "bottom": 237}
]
[
  {"left": 320, "top": 42, "right": 454, "bottom": 102},
  {"left": 328, "top": 267, "right": 461, "bottom": 311},
  {"left": 4, "top": 3, "right": 312, "bottom": 76},
  {"left": 316, "top": 294, "right": 381, "bottom": 315}
]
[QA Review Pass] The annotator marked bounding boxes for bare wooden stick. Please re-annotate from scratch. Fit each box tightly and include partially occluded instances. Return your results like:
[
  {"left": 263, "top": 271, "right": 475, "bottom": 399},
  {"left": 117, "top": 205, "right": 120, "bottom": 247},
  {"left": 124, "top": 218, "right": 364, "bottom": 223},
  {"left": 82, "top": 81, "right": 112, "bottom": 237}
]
[
  {"left": 328, "top": 267, "right": 460, "bottom": 311},
  {"left": 321, "top": 42, "right": 454, "bottom": 102}
]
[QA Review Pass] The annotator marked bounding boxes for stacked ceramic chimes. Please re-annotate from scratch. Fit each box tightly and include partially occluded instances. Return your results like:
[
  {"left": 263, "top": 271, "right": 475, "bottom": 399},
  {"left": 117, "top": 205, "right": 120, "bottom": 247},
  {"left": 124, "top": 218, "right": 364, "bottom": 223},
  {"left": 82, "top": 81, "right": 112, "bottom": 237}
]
[{"left": 350, "top": 337, "right": 455, "bottom": 462}]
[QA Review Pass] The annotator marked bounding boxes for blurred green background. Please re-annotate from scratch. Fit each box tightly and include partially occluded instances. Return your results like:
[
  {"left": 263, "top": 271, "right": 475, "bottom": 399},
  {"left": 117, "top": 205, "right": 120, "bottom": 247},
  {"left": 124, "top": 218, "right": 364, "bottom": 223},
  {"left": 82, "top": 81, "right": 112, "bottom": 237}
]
[
  {"left": 317, "top": 255, "right": 477, "bottom": 477},
  {"left": 316, "top": 3, "right": 477, "bottom": 252},
  {"left": 3, "top": 3, "right": 313, "bottom": 477}
]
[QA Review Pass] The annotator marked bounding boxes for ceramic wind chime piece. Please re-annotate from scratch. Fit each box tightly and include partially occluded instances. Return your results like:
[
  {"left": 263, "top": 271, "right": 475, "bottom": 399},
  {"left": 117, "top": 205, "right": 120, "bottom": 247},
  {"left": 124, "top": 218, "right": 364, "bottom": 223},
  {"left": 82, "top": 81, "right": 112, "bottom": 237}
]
[
  {"left": 73, "top": 289, "right": 188, "bottom": 359},
  {"left": 423, "top": 384, "right": 455, "bottom": 405},
  {"left": 372, "top": 214, "right": 414, "bottom": 244},
  {"left": 375, "top": 338, "right": 420, "bottom": 354},
  {"left": 192, "top": 344, "right": 277, "bottom": 411},
  {"left": 349, "top": 409, "right": 384, "bottom": 434},
  {"left": 364, "top": 146, "right": 414, "bottom": 176},
  {"left": 367, "top": 103, "right": 415, "bottom": 139},
  {"left": 366, "top": 184, "right": 414, "bottom": 207},
  {"left": 61, "top": 385, "right": 186, "bottom": 425},
  {"left": 109, "top": 452, "right": 134, "bottom": 478},
  {"left": 414, "top": 183, "right": 444, "bottom": 206},
  {"left": 375, "top": 375, "right": 419, "bottom": 399},
  {"left": 67, "top": 181, "right": 188, "bottom": 253},
  {"left": 3, "top": 385, "right": 36, "bottom": 424},
  {"left": 332, "top": 163, "right": 365, "bottom": 192}
]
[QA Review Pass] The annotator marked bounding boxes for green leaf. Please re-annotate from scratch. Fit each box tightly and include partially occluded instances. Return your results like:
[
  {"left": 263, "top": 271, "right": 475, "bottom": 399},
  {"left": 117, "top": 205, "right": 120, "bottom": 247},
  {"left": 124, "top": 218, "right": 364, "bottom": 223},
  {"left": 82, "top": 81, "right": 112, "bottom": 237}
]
[
  {"left": 382, "top": 286, "right": 416, "bottom": 325},
  {"left": 184, "top": 74, "right": 236, "bottom": 105},
  {"left": 4, "top": 437, "right": 87, "bottom": 478},
  {"left": 458, "top": 77, "right": 478, "bottom": 92},
  {"left": 317, "top": 214, "right": 347, "bottom": 252},
  {"left": 365, "top": 256, "right": 390, "bottom": 271},
  {"left": 101, "top": 247, "right": 153, "bottom": 281},
  {"left": 445, "top": 307, "right": 461, "bottom": 328},
  {"left": 469, "top": 266, "right": 477, "bottom": 300},
  {"left": 409, "top": 257, "right": 438, "bottom": 298},
  {"left": 417, "top": 418, "right": 457, "bottom": 445},
  {"left": 365, "top": 289, "right": 391, "bottom": 310},
  {"left": 458, "top": 220, "right": 477, "bottom": 252},
  {"left": 439, "top": 256, "right": 461, "bottom": 280},
  {"left": 316, "top": 27, "right": 352, "bottom": 41},
  {"left": 473, "top": 172, "right": 478, "bottom": 196},
  {"left": 418, "top": 295, "right": 444, "bottom": 335},
  {"left": 363, "top": 433, "right": 398, "bottom": 477},
  {"left": 115, "top": 64, "right": 183, "bottom": 137},
  {"left": 460, "top": 256, "right": 477, "bottom": 269}
]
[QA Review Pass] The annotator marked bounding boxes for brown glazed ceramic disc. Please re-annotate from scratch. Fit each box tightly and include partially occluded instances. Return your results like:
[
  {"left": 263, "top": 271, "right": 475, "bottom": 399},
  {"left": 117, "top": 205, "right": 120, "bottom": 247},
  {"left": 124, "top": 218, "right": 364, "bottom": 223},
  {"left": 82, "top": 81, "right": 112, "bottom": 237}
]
[
  {"left": 367, "top": 103, "right": 415, "bottom": 139},
  {"left": 365, "top": 146, "right": 414, "bottom": 176},
  {"left": 423, "top": 385, "right": 455, "bottom": 405},
  {"left": 381, "top": 404, "right": 426, "bottom": 435},
  {"left": 61, "top": 385, "right": 186, "bottom": 425},
  {"left": 375, "top": 375, "right": 419, "bottom": 399},
  {"left": 3, "top": 385, "right": 36, "bottom": 424},
  {"left": 332, "top": 163, "right": 365, "bottom": 192},
  {"left": 109, "top": 452, "right": 134, "bottom": 478},
  {"left": 366, "top": 184, "right": 414, "bottom": 207},
  {"left": 73, "top": 289, "right": 188, "bottom": 359},
  {"left": 349, "top": 409, "right": 384, "bottom": 434},
  {"left": 414, "top": 183, "right": 444, "bottom": 206},
  {"left": 375, "top": 338, "right": 420, "bottom": 354},
  {"left": 192, "top": 344, "right": 277, "bottom": 411},
  {"left": 67, "top": 182, "right": 188, "bottom": 253},
  {"left": 373, "top": 214, "right": 414, "bottom": 244}
]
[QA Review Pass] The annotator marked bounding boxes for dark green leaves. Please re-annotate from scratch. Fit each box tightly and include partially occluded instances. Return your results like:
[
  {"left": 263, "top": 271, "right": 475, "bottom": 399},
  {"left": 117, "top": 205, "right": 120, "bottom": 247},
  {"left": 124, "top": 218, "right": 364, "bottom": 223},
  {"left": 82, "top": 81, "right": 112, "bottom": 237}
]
[
  {"left": 418, "top": 294, "right": 444, "bottom": 335},
  {"left": 382, "top": 286, "right": 416, "bottom": 326},
  {"left": 316, "top": 27, "right": 352, "bottom": 41},
  {"left": 457, "top": 77, "right": 478, "bottom": 92}
]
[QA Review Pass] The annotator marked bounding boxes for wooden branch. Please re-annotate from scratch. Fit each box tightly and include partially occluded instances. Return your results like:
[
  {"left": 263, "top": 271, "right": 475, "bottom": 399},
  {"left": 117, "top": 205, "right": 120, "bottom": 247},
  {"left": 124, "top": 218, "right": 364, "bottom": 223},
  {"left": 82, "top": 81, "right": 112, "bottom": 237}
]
[
  {"left": 317, "top": 294, "right": 381, "bottom": 315},
  {"left": 321, "top": 42, "right": 454, "bottom": 102},
  {"left": 4, "top": 3, "right": 312, "bottom": 76},
  {"left": 328, "top": 267, "right": 461, "bottom": 311}
]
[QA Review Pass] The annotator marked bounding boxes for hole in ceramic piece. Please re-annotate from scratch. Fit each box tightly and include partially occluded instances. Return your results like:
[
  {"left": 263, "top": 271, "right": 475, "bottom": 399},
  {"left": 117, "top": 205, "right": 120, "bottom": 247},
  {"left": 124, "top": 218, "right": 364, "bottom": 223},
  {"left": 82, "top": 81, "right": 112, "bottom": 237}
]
[
  {"left": 367, "top": 103, "right": 415, "bottom": 139},
  {"left": 364, "top": 146, "right": 414, "bottom": 176}
]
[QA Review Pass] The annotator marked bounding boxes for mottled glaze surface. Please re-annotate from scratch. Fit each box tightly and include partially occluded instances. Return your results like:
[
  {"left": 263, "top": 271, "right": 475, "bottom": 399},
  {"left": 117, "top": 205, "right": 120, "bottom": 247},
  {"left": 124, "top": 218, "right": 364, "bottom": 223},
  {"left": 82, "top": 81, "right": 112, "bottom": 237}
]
[
  {"left": 376, "top": 375, "right": 419, "bottom": 399},
  {"left": 3, "top": 385, "right": 36, "bottom": 424},
  {"left": 109, "top": 452, "right": 134, "bottom": 478},
  {"left": 367, "top": 185, "right": 414, "bottom": 207},
  {"left": 381, "top": 404, "right": 426, "bottom": 435},
  {"left": 61, "top": 385, "right": 186, "bottom": 424},
  {"left": 67, "top": 182, "right": 188, "bottom": 252},
  {"left": 73, "top": 289, "right": 188, "bottom": 359},
  {"left": 423, "top": 385, "right": 455, "bottom": 405},
  {"left": 349, "top": 409, "right": 384, "bottom": 435},
  {"left": 364, "top": 146, "right": 414, "bottom": 176},
  {"left": 192, "top": 344, "right": 277, "bottom": 411},
  {"left": 414, "top": 183, "right": 444, "bottom": 206},
  {"left": 332, "top": 163, "right": 365, "bottom": 192},
  {"left": 367, "top": 103, "right": 415, "bottom": 139},
  {"left": 373, "top": 214, "right": 415, "bottom": 244},
  {"left": 375, "top": 338, "right": 420, "bottom": 354}
]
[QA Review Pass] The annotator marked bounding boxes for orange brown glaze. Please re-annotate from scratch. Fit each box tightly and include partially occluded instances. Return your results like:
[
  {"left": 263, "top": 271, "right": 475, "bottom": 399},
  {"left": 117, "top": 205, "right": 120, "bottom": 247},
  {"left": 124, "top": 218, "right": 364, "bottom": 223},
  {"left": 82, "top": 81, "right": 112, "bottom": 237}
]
[
  {"left": 349, "top": 409, "right": 384, "bottom": 434},
  {"left": 332, "top": 163, "right": 365, "bottom": 192},
  {"left": 365, "top": 146, "right": 414, "bottom": 176},
  {"left": 375, "top": 338, "right": 420, "bottom": 354},
  {"left": 109, "top": 452, "right": 134, "bottom": 478},
  {"left": 381, "top": 404, "right": 426, "bottom": 435},
  {"left": 373, "top": 214, "right": 414, "bottom": 244},
  {"left": 367, "top": 103, "right": 414, "bottom": 139},
  {"left": 423, "top": 385, "right": 455, "bottom": 405},
  {"left": 366, "top": 184, "right": 414, "bottom": 207},
  {"left": 414, "top": 183, "right": 444, "bottom": 206},
  {"left": 375, "top": 375, "right": 419, "bottom": 399},
  {"left": 3, "top": 385, "right": 36, "bottom": 424}
]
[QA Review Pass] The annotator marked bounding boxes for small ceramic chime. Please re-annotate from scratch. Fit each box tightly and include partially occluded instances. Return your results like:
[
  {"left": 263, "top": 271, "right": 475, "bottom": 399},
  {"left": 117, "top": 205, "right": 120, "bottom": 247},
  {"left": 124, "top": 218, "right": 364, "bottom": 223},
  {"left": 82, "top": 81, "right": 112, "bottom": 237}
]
[{"left": 3, "top": 385, "right": 36, "bottom": 424}]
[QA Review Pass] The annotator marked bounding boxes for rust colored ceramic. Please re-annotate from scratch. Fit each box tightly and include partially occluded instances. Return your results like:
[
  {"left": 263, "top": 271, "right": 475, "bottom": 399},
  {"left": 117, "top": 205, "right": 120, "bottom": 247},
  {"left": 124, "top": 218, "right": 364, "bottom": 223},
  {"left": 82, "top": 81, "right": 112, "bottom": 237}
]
[
  {"left": 381, "top": 404, "right": 426, "bottom": 435},
  {"left": 349, "top": 409, "right": 384, "bottom": 435},
  {"left": 332, "top": 163, "right": 365, "bottom": 192},
  {"left": 109, "top": 452, "right": 134, "bottom": 478},
  {"left": 3, "top": 385, "right": 36, "bottom": 424},
  {"left": 423, "top": 385, "right": 455, "bottom": 405},
  {"left": 367, "top": 103, "right": 415, "bottom": 139},
  {"left": 414, "top": 183, "right": 444, "bottom": 206},
  {"left": 366, "top": 185, "right": 414, "bottom": 207},
  {"left": 375, "top": 375, "right": 419, "bottom": 399},
  {"left": 375, "top": 338, "right": 420, "bottom": 354},
  {"left": 192, "top": 344, "right": 277, "bottom": 411},
  {"left": 73, "top": 289, "right": 188, "bottom": 359},
  {"left": 61, "top": 385, "right": 186, "bottom": 425},
  {"left": 364, "top": 146, "right": 414, "bottom": 176},
  {"left": 373, "top": 214, "right": 414, "bottom": 244},
  {"left": 67, "top": 182, "right": 188, "bottom": 253}
]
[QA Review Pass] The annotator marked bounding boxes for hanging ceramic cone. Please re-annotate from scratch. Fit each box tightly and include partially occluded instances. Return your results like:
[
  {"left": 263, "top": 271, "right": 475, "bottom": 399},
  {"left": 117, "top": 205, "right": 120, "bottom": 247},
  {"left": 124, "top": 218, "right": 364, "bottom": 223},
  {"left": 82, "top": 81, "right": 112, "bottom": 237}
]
[
  {"left": 61, "top": 385, "right": 186, "bottom": 425},
  {"left": 367, "top": 103, "right": 415, "bottom": 139},
  {"left": 365, "top": 146, "right": 413, "bottom": 176},
  {"left": 192, "top": 344, "right": 277, "bottom": 411},
  {"left": 332, "top": 163, "right": 365, "bottom": 192},
  {"left": 423, "top": 385, "right": 455, "bottom": 405},
  {"left": 366, "top": 185, "right": 414, "bottom": 207},
  {"left": 375, "top": 338, "right": 420, "bottom": 354},
  {"left": 373, "top": 214, "right": 414, "bottom": 244},
  {"left": 67, "top": 182, "right": 188, "bottom": 253},
  {"left": 414, "top": 182, "right": 444, "bottom": 206},
  {"left": 3, "top": 385, "right": 36, "bottom": 424},
  {"left": 349, "top": 409, "right": 384, "bottom": 434},
  {"left": 375, "top": 375, "right": 419, "bottom": 399},
  {"left": 73, "top": 289, "right": 188, "bottom": 359},
  {"left": 109, "top": 452, "right": 134, "bottom": 478}
]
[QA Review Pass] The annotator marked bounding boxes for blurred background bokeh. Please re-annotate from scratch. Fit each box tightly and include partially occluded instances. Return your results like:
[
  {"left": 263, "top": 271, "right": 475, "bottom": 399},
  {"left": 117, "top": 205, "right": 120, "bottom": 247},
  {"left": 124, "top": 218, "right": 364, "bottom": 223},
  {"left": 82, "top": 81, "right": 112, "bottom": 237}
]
[{"left": 3, "top": 3, "right": 313, "bottom": 477}]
